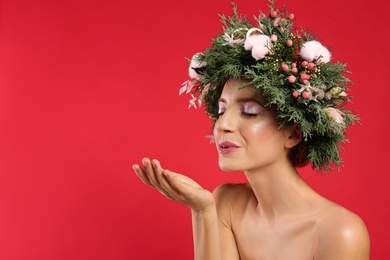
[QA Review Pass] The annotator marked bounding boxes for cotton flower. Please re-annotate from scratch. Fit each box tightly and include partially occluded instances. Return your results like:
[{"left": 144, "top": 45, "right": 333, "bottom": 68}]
[
  {"left": 325, "top": 107, "right": 344, "bottom": 124},
  {"left": 300, "top": 40, "right": 331, "bottom": 64},
  {"left": 244, "top": 34, "right": 271, "bottom": 60},
  {"left": 189, "top": 53, "right": 207, "bottom": 79},
  {"left": 244, "top": 29, "right": 266, "bottom": 50}
]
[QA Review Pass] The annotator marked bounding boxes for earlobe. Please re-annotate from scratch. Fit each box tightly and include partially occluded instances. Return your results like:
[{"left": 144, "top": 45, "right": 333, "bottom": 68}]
[{"left": 285, "top": 124, "right": 303, "bottom": 149}]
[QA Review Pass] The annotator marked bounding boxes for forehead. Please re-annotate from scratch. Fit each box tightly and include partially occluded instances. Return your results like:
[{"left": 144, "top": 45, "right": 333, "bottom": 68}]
[{"left": 220, "top": 79, "right": 265, "bottom": 103}]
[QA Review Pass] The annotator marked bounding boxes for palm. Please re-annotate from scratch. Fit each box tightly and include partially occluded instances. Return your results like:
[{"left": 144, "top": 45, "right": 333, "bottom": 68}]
[{"left": 133, "top": 158, "right": 215, "bottom": 212}]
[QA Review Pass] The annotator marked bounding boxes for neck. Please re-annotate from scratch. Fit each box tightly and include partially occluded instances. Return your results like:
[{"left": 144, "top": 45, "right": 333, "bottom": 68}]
[{"left": 244, "top": 162, "right": 318, "bottom": 221}]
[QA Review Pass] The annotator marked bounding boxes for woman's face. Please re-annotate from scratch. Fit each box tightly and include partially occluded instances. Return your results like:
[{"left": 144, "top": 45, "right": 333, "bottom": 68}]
[{"left": 213, "top": 79, "right": 290, "bottom": 172}]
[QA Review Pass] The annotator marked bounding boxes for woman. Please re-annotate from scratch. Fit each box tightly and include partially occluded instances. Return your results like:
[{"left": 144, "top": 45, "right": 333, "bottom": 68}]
[{"left": 132, "top": 2, "right": 370, "bottom": 259}]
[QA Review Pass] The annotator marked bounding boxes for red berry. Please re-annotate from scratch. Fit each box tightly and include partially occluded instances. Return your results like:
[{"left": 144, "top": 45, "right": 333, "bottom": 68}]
[
  {"left": 300, "top": 73, "right": 311, "bottom": 82},
  {"left": 271, "top": 11, "right": 278, "bottom": 18},
  {"left": 281, "top": 64, "right": 289, "bottom": 71},
  {"left": 301, "top": 61, "right": 308, "bottom": 67},
  {"left": 291, "top": 67, "right": 298, "bottom": 74},
  {"left": 302, "top": 92, "right": 311, "bottom": 99},
  {"left": 286, "top": 40, "right": 293, "bottom": 47},
  {"left": 288, "top": 75, "right": 296, "bottom": 83},
  {"left": 308, "top": 62, "right": 315, "bottom": 70},
  {"left": 293, "top": 91, "right": 299, "bottom": 98}
]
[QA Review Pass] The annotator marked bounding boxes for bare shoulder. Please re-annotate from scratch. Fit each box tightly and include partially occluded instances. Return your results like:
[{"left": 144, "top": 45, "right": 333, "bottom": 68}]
[
  {"left": 213, "top": 182, "right": 252, "bottom": 204},
  {"left": 315, "top": 203, "right": 370, "bottom": 260},
  {"left": 212, "top": 183, "right": 252, "bottom": 221}
]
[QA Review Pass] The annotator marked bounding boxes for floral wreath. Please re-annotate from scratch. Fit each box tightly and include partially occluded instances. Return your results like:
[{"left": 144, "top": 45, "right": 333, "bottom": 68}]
[{"left": 179, "top": 0, "right": 358, "bottom": 172}]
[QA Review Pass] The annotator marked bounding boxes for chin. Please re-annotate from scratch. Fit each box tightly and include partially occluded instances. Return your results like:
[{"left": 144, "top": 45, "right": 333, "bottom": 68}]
[{"left": 218, "top": 159, "right": 246, "bottom": 172}]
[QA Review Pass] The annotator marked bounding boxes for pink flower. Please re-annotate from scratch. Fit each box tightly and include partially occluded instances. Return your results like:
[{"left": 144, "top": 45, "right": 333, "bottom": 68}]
[
  {"left": 325, "top": 107, "right": 344, "bottom": 124},
  {"left": 273, "top": 18, "right": 280, "bottom": 27}
]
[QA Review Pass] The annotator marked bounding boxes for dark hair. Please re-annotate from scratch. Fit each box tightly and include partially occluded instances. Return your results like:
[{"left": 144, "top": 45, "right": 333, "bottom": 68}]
[{"left": 289, "top": 140, "right": 309, "bottom": 167}]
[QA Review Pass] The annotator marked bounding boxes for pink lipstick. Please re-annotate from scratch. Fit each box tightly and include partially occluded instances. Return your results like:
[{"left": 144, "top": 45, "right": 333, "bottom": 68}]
[{"left": 218, "top": 141, "right": 240, "bottom": 154}]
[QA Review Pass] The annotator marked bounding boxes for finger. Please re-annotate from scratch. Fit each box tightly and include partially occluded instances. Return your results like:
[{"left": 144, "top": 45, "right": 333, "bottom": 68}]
[
  {"left": 163, "top": 170, "right": 190, "bottom": 197},
  {"left": 132, "top": 164, "right": 153, "bottom": 187},
  {"left": 152, "top": 160, "right": 183, "bottom": 200},
  {"left": 142, "top": 158, "right": 161, "bottom": 188},
  {"left": 151, "top": 159, "right": 169, "bottom": 188}
]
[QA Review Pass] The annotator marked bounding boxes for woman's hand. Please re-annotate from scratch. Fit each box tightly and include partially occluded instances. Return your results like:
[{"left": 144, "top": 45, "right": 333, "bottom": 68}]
[{"left": 132, "top": 158, "right": 215, "bottom": 212}]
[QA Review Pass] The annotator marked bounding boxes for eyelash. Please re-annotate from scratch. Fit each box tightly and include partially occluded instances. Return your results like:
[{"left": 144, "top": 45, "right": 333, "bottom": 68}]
[
  {"left": 241, "top": 111, "right": 258, "bottom": 117},
  {"left": 217, "top": 109, "right": 259, "bottom": 118}
]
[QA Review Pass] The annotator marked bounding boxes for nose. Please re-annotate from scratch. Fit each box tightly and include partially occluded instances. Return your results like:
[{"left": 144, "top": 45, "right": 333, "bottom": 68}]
[{"left": 214, "top": 109, "right": 236, "bottom": 134}]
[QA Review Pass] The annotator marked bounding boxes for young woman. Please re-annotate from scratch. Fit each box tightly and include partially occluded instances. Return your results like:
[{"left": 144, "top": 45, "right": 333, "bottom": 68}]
[{"left": 132, "top": 2, "right": 370, "bottom": 259}]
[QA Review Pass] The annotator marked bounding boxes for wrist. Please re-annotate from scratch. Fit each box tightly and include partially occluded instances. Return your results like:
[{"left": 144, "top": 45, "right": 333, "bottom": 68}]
[{"left": 191, "top": 203, "right": 217, "bottom": 216}]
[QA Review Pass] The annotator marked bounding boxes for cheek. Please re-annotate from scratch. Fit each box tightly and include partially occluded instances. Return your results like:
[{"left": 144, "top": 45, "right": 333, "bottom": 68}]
[
  {"left": 241, "top": 119, "right": 275, "bottom": 140},
  {"left": 241, "top": 119, "right": 285, "bottom": 154}
]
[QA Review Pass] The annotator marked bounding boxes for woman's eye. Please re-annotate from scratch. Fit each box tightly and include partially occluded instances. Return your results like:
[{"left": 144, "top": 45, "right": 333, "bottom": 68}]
[
  {"left": 217, "top": 107, "right": 226, "bottom": 117},
  {"left": 241, "top": 104, "right": 261, "bottom": 117},
  {"left": 241, "top": 112, "right": 258, "bottom": 117}
]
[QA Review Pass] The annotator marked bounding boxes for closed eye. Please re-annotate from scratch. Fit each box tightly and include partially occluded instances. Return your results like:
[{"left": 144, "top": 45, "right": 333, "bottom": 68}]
[
  {"left": 217, "top": 105, "right": 226, "bottom": 118},
  {"left": 241, "top": 103, "right": 261, "bottom": 117},
  {"left": 241, "top": 112, "right": 258, "bottom": 117}
]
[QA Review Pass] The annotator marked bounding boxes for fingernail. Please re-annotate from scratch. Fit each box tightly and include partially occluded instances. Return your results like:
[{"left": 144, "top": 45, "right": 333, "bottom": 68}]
[{"left": 142, "top": 159, "right": 147, "bottom": 166}]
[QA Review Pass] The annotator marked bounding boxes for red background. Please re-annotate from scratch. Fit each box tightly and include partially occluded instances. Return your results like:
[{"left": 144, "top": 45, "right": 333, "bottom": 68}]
[{"left": 0, "top": 0, "right": 388, "bottom": 259}]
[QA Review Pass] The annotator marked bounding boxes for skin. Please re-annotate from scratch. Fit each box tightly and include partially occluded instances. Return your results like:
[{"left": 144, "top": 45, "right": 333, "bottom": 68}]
[{"left": 133, "top": 79, "right": 370, "bottom": 260}]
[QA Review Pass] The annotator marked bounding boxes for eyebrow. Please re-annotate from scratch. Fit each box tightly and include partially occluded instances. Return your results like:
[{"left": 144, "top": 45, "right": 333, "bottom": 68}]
[{"left": 218, "top": 97, "right": 265, "bottom": 106}]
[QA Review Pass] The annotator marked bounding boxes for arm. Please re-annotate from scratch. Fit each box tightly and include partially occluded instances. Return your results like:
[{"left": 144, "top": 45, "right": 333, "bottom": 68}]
[
  {"left": 213, "top": 184, "right": 241, "bottom": 260},
  {"left": 192, "top": 205, "right": 223, "bottom": 260},
  {"left": 133, "top": 158, "right": 223, "bottom": 260}
]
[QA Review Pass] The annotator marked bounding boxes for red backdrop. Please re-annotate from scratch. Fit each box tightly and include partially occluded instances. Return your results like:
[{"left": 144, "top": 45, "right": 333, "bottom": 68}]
[{"left": 0, "top": 0, "right": 388, "bottom": 259}]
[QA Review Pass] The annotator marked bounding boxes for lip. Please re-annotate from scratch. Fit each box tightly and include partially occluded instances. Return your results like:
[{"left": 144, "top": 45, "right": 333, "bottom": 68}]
[{"left": 217, "top": 141, "right": 241, "bottom": 154}]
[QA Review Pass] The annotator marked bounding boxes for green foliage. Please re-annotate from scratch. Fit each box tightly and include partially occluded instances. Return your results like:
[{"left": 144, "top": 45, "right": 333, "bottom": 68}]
[{"left": 186, "top": 0, "right": 358, "bottom": 173}]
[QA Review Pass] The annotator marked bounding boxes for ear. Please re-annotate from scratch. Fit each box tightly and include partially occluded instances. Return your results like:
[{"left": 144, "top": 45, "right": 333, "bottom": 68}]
[{"left": 284, "top": 124, "right": 303, "bottom": 149}]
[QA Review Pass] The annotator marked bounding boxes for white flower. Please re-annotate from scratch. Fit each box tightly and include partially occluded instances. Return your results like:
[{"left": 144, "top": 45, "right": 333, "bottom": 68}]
[
  {"left": 325, "top": 107, "right": 344, "bottom": 124},
  {"left": 300, "top": 40, "right": 331, "bottom": 64},
  {"left": 222, "top": 28, "right": 247, "bottom": 46},
  {"left": 189, "top": 53, "right": 207, "bottom": 79},
  {"left": 244, "top": 34, "right": 271, "bottom": 60}
]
